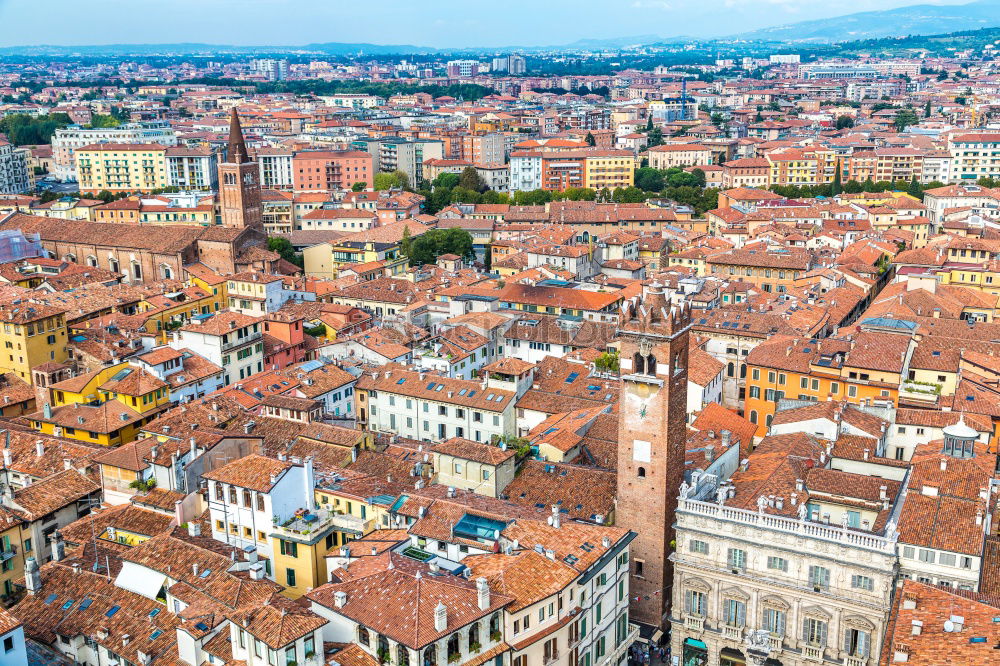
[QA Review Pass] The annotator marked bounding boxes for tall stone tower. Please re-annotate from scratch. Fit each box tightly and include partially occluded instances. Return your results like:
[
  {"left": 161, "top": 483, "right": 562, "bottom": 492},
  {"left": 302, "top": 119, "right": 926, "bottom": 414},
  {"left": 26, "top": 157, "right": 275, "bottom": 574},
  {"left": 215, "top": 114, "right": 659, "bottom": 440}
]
[
  {"left": 615, "top": 282, "right": 691, "bottom": 630},
  {"left": 218, "top": 109, "right": 263, "bottom": 229}
]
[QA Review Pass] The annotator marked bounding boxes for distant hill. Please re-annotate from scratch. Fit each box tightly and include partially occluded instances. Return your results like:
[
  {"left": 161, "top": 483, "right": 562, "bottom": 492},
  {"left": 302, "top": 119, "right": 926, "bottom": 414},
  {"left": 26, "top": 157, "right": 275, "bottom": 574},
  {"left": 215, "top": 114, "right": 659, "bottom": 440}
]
[{"left": 732, "top": 0, "right": 1000, "bottom": 42}]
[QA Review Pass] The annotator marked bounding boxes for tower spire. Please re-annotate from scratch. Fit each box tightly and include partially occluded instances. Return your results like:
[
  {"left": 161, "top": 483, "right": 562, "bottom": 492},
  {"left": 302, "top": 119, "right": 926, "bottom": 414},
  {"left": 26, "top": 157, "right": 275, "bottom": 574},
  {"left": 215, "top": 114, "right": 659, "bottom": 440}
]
[{"left": 227, "top": 108, "right": 250, "bottom": 164}]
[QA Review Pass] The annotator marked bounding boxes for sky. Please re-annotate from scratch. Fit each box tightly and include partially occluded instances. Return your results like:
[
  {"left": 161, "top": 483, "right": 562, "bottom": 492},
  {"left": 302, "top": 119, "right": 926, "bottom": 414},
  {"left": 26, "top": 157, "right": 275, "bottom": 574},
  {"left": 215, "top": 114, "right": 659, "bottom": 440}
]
[{"left": 0, "top": 0, "right": 974, "bottom": 48}]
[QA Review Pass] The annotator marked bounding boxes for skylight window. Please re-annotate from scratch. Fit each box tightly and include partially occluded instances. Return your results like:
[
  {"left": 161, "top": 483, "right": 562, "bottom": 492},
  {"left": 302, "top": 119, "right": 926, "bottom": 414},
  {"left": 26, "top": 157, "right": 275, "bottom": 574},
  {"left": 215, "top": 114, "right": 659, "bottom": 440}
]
[{"left": 106, "top": 606, "right": 121, "bottom": 617}]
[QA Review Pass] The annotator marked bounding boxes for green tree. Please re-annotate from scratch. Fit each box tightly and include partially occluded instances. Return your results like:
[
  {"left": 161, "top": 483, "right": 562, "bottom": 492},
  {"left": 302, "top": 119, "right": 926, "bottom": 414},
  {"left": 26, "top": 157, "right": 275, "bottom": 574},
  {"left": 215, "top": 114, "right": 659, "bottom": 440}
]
[
  {"left": 893, "top": 107, "right": 920, "bottom": 132},
  {"left": 647, "top": 126, "right": 663, "bottom": 148},
  {"left": 483, "top": 239, "right": 493, "bottom": 272},
  {"left": 585, "top": 132, "right": 596, "bottom": 146},
  {"left": 87, "top": 114, "right": 121, "bottom": 129},
  {"left": 408, "top": 228, "right": 475, "bottom": 266},
  {"left": 831, "top": 160, "right": 843, "bottom": 196},
  {"left": 400, "top": 225, "right": 412, "bottom": 260},
  {"left": 351, "top": 181, "right": 367, "bottom": 192},
  {"left": 907, "top": 176, "right": 923, "bottom": 199},
  {"left": 373, "top": 170, "right": 410, "bottom": 191},
  {"left": 433, "top": 172, "right": 460, "bottom": 190},
  {"left": 458, "top": 167, "right": 487, "bottom": 193},
  {"left": 267, "top": 236, "right": 303, "bottom": 268},
  {"left": 594, "top": 351, "right": 620, "bottom": 373},
  {"left": 835, "top": 115, "right": 854, "bottom": 129},
  {"left": 635, "top": 167, "right": 666, "bottom": 192},
  {"left": 924, "top": 100, "right": 932, "bottom": 117}
]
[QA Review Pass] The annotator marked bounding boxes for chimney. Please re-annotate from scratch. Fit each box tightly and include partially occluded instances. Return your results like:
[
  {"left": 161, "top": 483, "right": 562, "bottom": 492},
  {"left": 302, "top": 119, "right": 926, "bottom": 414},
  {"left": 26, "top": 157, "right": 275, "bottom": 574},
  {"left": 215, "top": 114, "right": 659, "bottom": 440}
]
[
  {"left": 190, "top": 437, "right": 197, "bottom": 458},
  {"left": 24, "top": 557, "right": 41, "bottom": 595},
  {"left": 551, "top": 505, "right": 561, "bottom": 529},
  {"left": 863, "top": 448, "right": 870, "bottom": 461},
  {"left": 192, "top": 563, "right": 199, "bottom": 577},
  {"left": 50, "top": 531, "right": 64, "bottom": 562},
  {"left": 2, "top": 449, "right": 9, "bottom": 468},
  {"left": 447, "top": 486, "right": 456, "bottom": 498},
  {"left": 976, "top": 510, "right": 983, "bottom": 526},
  {"left": 35, "top": 440, "right": 43, "bottom": 457},
  {"left": 435, "top": 602, "right": 448, "bottom": 632},
  {"left": 795, "top": 478, "right": 804, "bottom": 491},
  {"left": 303, "top": 456, "right": 315, "bottom": 512},
  {"left": 249, "top": 563, "right": 265, "bottom": 580},
  {"left": 940, "top": 458, "right": 947, "bottom": 471},
  {"left": 188, "top": 522, "right": 201, "bottom": 537},
  {"left": 476, "top": 577, "right": 490, "bottom": 610},
  {"left": 63, "top": 457, "right": 72, "bottom": 471},
  {"left": 602, "top": 536, "right": 611, "bottom": 548},
  {"left": 335, "top": 591, "right": 348, "bottom": 608}
]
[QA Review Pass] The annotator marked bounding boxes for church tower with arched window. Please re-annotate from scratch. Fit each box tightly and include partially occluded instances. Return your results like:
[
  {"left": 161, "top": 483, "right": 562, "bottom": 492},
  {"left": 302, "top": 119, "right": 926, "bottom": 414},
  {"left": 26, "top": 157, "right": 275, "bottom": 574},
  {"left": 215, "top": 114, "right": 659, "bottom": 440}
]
[
  {"left": 615, "top": 282, "right": 691, "bottom": 630},
  {"left": 218, "top": 108, "right": 263, "bottom": 229}
]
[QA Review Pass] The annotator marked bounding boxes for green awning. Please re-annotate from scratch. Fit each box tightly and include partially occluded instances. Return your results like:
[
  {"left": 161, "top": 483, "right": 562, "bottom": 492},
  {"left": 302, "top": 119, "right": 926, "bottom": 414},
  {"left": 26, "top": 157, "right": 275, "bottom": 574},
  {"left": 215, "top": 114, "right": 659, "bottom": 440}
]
[{"left": 684, "top": 638, "right": 707, "bottom": 649}]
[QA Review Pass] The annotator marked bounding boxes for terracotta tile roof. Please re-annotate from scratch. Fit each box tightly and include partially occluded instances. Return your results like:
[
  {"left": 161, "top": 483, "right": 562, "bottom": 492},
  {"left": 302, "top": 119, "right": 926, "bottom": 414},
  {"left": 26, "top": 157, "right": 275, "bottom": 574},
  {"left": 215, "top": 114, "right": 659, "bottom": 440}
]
[
  {"left": 11, "top": 469, "right": 100, "bottom": 521},
  {"left": 879, "top": 580, "right": 1000, "bottom": 666},
  {"left": 308, "top": 568, "right": 513, "bottom": 649},
  {"left": 432, "top": 438, "right": 515, "bottom": 466},
  {"left": 500, "top": 460, "right": 615, "bottom": 522},
  {"left": 201, "top": 454, "right": 294, "bottom": 493},
  {"left": 465, "top": 549, "right": 577, "bottom": 612}
]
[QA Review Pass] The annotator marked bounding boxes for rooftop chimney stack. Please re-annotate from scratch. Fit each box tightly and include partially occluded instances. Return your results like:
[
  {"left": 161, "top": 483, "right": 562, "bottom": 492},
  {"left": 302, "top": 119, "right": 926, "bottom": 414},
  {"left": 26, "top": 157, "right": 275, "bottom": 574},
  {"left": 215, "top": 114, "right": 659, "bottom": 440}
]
[{"left": 476, "top": 577, "right": 490, "bottom": 610}]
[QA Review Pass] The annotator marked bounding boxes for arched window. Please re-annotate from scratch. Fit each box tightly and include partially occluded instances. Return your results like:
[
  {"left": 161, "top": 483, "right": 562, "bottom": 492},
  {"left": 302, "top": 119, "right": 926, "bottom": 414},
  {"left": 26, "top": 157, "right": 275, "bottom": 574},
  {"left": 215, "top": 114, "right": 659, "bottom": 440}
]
[
  {"left": 398, "top": 645, "right": 410, "bottom": 666},
  {"left": 447, "top": 634, "right": 460, "bottom": 662},
  {"left": 637, "top": 467, "right": 646, "bottom": 478},
  {"left": 740, "top": 364, "right": 747, "bottom": 379},
  {"left": 63, "top": 253, "right": 76, "bottom": 262},
  {"left": 423, "top": 647, "right": 437, "bottom": 666},
  {"left": 468, "top": 622, "right": 480, "bottom": 650},
  {"left": 161, "top": 264, "right": 173, "bottom": 280},
  {"left": 749, "top": 410, "right": 758, "bottom": 424},
  {"left": 86, "top": 255, "right": 98, "bottom": 267},
  {"left": 358, "top": 627, "right": 370, "bottom": 647},
  {"left": 109, "top": 257, "right": 120, "bottom": 274},
  {"left": 489, "top": 614, "right": 500, "bottom": 641},
  {"left": 766, "top": 414, "right": 773, "bottom": 428},
  {"left": 633, "top": 352, "right": 645, "bottom": 375},
  {"left": 646, "top": 354, "right": 656, "bottom": 375},
  {"left": 727, "top": 362, "right": 735, "bottom": 378}
]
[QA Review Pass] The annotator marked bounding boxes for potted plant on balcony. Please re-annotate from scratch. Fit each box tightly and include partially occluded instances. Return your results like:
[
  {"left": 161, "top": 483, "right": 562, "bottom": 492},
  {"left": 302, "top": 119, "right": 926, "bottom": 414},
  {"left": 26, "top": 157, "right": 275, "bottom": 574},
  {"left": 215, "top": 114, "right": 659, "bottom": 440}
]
[
  {"left": 489, "top": 630, "right": 501, "bottom": 642},
  {"left": 469, "top": 642, "right": 482, "bottom": 654},
  {"left": 377, "top": 647, "right": 391, "bottom": 664},
  {"left": 448, "top": 654, "right": 461, "bottom": 664}
]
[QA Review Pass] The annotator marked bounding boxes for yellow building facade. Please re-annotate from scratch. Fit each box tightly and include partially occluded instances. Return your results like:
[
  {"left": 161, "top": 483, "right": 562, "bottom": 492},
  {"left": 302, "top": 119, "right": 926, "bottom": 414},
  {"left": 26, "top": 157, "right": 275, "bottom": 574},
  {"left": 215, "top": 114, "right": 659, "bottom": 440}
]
[
  {"left": 0, "top": 304, "right": 69, "bottom": 382},
  {"left": 75, "top": 143, "right": 169, "bottom": 194}
]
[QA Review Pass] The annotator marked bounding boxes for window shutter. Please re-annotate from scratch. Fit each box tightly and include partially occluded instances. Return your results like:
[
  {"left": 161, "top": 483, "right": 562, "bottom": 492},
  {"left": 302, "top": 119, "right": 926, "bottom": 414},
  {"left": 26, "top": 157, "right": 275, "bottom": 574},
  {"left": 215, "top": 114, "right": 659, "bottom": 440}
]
[
  {"left": 802, "top": 618, "right": 809, "bottom": 642},
  {"left": 860, "top": 631, "right": 869, "bottom": 657},
  {"left": 819, "top": 621, "right": 828, "bottom": 647},
  {"left": 776, "top": 611, "right": 785, "bottom": 636},
  {"left": 843, "top": 629, "right": 852, "bottom": 655},
  {"left": 737, "top": 601, "right": 746, "bottom": 627}
]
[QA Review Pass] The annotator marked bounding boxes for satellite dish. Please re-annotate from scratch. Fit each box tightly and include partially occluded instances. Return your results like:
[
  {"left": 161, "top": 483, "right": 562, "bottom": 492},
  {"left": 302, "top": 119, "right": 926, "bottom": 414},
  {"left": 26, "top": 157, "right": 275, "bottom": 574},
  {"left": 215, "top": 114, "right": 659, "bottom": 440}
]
[{"left": 943, "top": 620, "right": 955, "bottom": 633}]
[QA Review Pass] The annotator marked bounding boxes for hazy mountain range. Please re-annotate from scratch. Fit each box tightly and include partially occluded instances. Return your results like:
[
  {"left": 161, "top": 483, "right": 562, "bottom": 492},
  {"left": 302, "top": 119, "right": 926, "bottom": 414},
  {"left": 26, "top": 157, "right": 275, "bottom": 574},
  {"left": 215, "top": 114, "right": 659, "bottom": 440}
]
[
  {"left": 732, "top": 0, "right": 1000, "bottom": 42},
  {"left": 2, "top": 0, "right": 1000, "bottom": 55}
]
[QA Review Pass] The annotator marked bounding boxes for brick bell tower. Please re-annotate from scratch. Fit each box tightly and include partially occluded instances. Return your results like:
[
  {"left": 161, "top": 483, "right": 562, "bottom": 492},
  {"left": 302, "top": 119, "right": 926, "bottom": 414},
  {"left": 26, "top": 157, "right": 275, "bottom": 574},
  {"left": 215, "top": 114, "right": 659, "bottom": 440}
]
[
  {"left": 616, "top": 281, "right": 691, "bottom": 631},
  {"left": 218, "top": 108, "right": 263, "bottom": 229}
]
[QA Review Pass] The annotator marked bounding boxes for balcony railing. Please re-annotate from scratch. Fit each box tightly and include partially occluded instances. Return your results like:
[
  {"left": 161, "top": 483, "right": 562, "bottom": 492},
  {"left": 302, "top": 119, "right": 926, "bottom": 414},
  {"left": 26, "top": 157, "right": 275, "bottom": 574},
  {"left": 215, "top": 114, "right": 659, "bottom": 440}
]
[
  {"left": 845, "top": 657, "right": 867, "bottom": 666},
  {"left": 221, "top": 330, "right": 262, "bottom": 351},
  {"left": 684, "top": 615, "right": 705, "bottom": 633},
  {"left": 273, "top": 507, "right": 373, "bottom": 539},
  {"left": 802, "top": 645, "right": 824, "bottom": 662},
  {"left": 0, "top": 546, "right": 16, "bottom": 563},
  {"left": 721, "top": 625, "right": 743, "bottom": 642},
  {"left": 678, "top": 498, "right": 897, "bottom": 553},
  {"left": 768, "top": 636, "right": 782, "bottom": 652}
]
